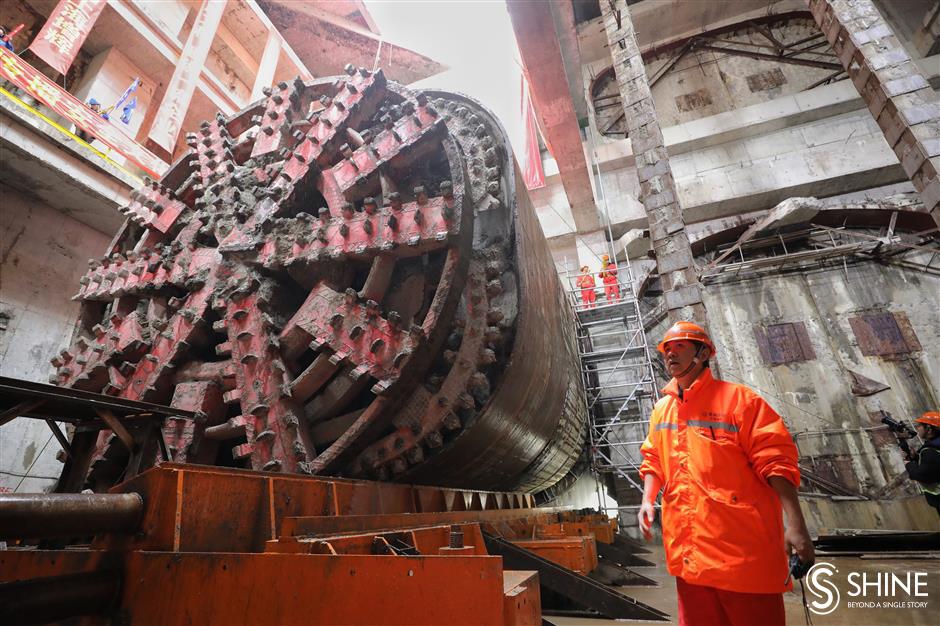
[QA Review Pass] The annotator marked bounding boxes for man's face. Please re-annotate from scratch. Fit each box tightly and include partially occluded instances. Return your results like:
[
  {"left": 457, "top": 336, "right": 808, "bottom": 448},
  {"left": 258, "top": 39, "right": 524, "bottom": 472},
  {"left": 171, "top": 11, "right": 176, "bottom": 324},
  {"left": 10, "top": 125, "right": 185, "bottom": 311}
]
[
  {"left": 663, "top": 339, "right": 708, "bottom": 378},
  {"left": 915, "top": 423, "right": 928, "bottom": 439}
]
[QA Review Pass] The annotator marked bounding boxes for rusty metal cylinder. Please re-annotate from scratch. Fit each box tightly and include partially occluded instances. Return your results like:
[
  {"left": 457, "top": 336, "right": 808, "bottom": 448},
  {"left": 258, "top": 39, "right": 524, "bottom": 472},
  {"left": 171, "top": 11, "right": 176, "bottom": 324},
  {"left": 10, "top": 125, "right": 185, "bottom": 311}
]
[
  {"left": 203, "top": 419, "right": 244, "bottom": 441},
  {"left": 0, "top": 492, "right": 143, "bottom": 540},
  {"left": 0, "top": 571, "right": 121, "bottom": 625}
]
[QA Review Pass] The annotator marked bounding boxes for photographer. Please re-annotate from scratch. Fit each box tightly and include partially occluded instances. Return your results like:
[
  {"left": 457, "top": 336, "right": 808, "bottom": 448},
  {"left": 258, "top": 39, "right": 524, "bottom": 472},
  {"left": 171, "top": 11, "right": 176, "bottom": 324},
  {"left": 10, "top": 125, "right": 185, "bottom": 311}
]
[{"left": 899, "top": 411, "right": 940, "bottom": 517}]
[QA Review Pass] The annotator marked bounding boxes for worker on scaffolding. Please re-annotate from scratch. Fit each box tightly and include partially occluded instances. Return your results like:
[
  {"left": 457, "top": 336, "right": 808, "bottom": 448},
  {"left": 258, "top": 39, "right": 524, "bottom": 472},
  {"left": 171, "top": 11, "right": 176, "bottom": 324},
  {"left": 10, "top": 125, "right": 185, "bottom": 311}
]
[
  {"left": 75, "top": 98, "right": 106, "bottom": 144},
  {"left": 576, "top": 265, "right": 597, "bottom": 308},
  {"left": 599, "top": 254, "right": 620, "bottom": 303},
  {"left": 899, "top": 411, "right": 940, "bottom": 517},
  {"left": 637, "top": 321, "right": 814, "bottom": 626}
]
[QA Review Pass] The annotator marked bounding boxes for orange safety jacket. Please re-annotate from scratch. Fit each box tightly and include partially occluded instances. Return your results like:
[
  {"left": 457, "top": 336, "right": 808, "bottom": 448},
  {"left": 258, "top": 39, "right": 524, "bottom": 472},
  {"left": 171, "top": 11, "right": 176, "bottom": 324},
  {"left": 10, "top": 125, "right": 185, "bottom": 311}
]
[
  {"left": 599, "top": 263, "right": 618, "bottom": 284},
  {"left": 639, "top": 368, "right": 800, "bottom": 594}
]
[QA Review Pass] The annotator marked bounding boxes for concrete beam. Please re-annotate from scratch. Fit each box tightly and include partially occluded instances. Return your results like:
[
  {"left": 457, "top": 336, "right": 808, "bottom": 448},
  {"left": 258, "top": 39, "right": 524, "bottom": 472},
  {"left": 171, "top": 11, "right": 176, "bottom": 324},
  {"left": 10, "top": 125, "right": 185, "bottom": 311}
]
[
  {"left": 507, "top": 0, "right": 600, "bottom": 233},
  {"left": 146, "top": 0, "right": 227, "bottom": 158},
  {"left": 245, "top": 0, "right": 314, "bottom": 81},
  {"left": 217, "top": 21, "right": 261, "bottom": 78},
  {"left": 549, "top": 0, "right": 589, "bottom": 124},
  {"left": 809, "top": 0, "right": 940, "bottom": 227},
  {"left": 264, "top": 1, "right": 378, "bottom": 39},
  {"left": 260, "top": 0, "right": 442, "bottom": 85},
  {"left": 105, "top": 0, "right": 239, "bottom": 118},
  {"left": 251, "top": 28, "right": 282, "bottom": 101},
  {"left": 601, "top": 0, "right": 704, "bottom": 325}
]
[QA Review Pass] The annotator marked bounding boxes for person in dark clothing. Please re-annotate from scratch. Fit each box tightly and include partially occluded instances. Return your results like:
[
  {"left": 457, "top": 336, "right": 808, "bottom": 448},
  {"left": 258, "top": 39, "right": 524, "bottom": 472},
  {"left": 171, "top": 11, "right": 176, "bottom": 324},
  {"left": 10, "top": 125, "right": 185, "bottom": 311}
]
[
  {"left": 901, "top": 411, "right": 940, "bottom": 517},
  {"left": 76, "top": 98, "right": 103, "bottom": 144}
]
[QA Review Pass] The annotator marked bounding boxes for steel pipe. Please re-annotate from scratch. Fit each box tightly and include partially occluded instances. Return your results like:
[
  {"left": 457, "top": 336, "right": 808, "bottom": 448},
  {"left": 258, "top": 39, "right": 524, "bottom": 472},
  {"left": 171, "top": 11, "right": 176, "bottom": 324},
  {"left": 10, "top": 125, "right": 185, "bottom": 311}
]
[{"left": 0, "top": 492, "right": 143, "bottom": 540}]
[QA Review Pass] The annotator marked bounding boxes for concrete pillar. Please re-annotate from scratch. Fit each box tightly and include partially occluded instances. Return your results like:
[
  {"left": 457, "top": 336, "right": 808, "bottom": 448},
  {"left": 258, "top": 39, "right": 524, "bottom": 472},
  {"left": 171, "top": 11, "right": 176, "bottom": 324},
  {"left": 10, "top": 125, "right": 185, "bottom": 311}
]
[
  {"left": 145, "top": 0, "right": 227, "bottom": 158},
  {"left": 251, "top": 28, "right": 281, "bottom": 101},
  {"left": 507, "top": 0, "right": 600, "bottom": 233},
  {"left": 809, "top": 0, "right": 940, "bottom": 227},
  {"left": 600, "top": 1, "right": 706, "bottom": 326}
]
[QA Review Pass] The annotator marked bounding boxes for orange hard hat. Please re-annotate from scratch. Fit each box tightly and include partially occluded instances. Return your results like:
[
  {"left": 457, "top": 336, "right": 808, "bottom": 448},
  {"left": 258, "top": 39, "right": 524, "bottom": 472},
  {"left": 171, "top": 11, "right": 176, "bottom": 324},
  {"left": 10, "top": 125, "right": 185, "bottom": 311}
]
[
  {"left": 657, "top": 321, "right": 715, "bottom": 354},
  {"left": 601, "top": 254, "right": 609, "bottom": 261},
  {"left": 915, "top": 411, "right": 940, "bottom": 428}
]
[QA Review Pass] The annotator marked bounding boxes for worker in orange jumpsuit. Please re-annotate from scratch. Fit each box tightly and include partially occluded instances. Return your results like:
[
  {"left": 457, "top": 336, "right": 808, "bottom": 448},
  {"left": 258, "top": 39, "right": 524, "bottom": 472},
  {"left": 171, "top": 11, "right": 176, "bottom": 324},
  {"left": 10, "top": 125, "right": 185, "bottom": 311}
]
[
  {"left": 599, "top": 254, "right": 620, "bottom": 303},
  {"left": 575, "top": 265, "right": 597, "bottom": 308},
  {"left": 637, "top": 321, "right": 814, "bottom": 626}
]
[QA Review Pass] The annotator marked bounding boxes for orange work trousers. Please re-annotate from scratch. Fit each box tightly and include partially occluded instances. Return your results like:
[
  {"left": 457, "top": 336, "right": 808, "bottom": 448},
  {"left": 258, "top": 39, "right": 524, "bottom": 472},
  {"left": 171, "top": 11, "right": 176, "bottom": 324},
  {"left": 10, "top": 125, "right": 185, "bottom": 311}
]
[{"left": 580, "top": 289, "right": 596, "bottom": 308}]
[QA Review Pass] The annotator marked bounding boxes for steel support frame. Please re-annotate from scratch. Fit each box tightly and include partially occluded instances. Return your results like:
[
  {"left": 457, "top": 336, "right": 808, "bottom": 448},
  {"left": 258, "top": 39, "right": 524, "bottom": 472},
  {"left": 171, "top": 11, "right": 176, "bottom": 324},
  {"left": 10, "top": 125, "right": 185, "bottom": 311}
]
[
  {"left": 561, "top": 248, "right": 658, "bottom": 509},
  {"left": 0, "top": 464, "right": 666, "bottom": 625},
  {"left": 0, "top": 548, "right": 525, "bottom": 626},
  {"left": 692, "top": 42, "right": 843, "bottom": 71},
  {"left": 483, "top": 533, "right": 668, "bottom": 622},
  {"left": 701, "top": 225, "right": 940, "bottom": 284}
]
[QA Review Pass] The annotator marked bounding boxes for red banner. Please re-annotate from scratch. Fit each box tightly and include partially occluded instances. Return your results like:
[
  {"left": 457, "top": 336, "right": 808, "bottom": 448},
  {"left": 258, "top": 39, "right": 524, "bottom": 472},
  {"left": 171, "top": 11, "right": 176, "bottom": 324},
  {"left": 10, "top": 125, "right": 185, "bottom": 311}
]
[
  {"left": 29, "top": 0, "right": 106, "bottom": 75},
  {"left": 520, "top": 74, "right": 545, "bottom": 191},
  {"left": 0, "top": 47, "right": 167, "bottom": 177}
]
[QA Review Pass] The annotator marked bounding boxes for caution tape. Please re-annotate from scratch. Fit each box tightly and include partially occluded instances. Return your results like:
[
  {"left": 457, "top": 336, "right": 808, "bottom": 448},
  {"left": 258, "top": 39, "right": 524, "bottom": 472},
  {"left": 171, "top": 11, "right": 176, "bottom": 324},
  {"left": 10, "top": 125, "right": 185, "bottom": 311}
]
[{"left": 1, "top": 85, "right": 144, "bottom": 185}]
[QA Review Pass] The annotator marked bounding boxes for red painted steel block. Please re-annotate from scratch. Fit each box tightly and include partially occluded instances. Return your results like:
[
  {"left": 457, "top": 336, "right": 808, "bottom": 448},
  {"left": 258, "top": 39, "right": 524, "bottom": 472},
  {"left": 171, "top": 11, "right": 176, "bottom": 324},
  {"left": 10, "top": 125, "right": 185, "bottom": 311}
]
[
  {"left": 511, "top": 536, "right": 598, "bottom": 575},
  {"left": 280, "top": 283, "right": 420, "bottom": 385},
  {"left": 0, "top": 466, "right": 578, "bottom": 624},
  {"left": 503, "top": 570, "right": 542, "bottom": 626},
  {"left": 537, "top": 520, "right": 615, "bottom": 545}
]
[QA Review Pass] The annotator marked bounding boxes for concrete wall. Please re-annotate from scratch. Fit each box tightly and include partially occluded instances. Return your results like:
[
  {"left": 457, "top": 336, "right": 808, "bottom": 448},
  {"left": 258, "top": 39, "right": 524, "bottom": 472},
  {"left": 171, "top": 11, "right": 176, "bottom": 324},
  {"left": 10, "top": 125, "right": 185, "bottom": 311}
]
[
  {"left": 70, "top": 46, "right": 157, "bottom": 158},
  {"left": 535, "top": 54, "right": 939, "bottom": 251},
  {"left": 644, "top": 18, "right": 837, "bottom": 127},
  {"left": 0, "top": 187, "right": 110, "bottom": 493},
  {"left": 641, "top": 249, "right": 940, "bottom": 532},
  {"left": 131, "top": 0, "right": 191, "bottom": 39},
  {"left": 552, "top": 472, "right": 620, "bottom": 516}
]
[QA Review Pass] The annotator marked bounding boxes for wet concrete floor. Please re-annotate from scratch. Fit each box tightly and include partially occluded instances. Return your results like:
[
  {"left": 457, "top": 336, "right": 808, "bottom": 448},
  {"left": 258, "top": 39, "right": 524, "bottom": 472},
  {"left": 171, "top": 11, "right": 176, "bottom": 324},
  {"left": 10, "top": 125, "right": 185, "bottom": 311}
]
[{"left": 550, "top": 543, "right": 939, "bottom": 626}]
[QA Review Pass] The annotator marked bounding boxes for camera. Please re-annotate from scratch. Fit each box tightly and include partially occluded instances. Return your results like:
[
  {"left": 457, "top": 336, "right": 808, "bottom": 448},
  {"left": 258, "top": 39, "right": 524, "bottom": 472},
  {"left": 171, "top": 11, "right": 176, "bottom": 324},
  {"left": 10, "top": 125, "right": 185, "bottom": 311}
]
[
  {"left": 881, "top": 415, "right": 916, "bottom": 456},
  {"left": 789, "top": 553, "right": 812, "bottom": 580},
  {"left": 881, "top": 415, "right": 916, "bottom": 437}
]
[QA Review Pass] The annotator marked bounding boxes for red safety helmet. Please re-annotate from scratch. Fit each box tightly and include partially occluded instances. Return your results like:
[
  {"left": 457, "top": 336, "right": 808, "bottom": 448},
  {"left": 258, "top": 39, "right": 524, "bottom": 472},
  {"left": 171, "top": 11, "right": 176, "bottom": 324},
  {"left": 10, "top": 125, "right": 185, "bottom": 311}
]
[
  {"left": 915, "top": 411, "right": 940, "bottom": 428},
  {"left": 657, "top": 321, "right": 715, "bottom": 355}
]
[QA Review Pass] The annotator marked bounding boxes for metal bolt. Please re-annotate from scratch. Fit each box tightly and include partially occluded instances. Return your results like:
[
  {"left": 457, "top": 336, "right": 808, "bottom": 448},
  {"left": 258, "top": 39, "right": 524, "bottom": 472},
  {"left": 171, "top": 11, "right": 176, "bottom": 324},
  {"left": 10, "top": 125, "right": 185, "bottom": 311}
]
[{"left": 449, "top": 525, "right": 464, "bottom": 549}]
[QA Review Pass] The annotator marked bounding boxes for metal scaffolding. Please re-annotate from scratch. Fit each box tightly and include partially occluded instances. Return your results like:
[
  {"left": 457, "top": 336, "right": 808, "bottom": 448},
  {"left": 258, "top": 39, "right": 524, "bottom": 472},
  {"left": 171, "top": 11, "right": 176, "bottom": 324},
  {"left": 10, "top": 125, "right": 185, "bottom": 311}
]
[
  {"left": 562, "top": 261, "right": 659, "bottom": 519},
  {"left": 701, "top": 223, "right": 940, "bottom": 284}
]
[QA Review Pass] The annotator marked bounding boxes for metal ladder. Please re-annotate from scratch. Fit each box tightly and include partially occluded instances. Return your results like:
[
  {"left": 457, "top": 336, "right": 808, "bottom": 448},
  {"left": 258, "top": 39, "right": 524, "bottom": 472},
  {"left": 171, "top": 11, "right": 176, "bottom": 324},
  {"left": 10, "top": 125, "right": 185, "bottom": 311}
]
[{"left": 562, "top": 260, "right": 659, "bottom": 520}]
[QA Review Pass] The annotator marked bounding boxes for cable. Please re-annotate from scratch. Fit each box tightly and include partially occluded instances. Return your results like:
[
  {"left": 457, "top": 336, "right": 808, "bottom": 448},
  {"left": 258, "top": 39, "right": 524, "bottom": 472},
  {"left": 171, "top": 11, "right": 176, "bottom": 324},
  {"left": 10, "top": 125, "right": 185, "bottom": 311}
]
[{"left": 799, "top": 579, "right": 815, "bottom": 626}]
